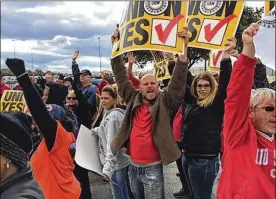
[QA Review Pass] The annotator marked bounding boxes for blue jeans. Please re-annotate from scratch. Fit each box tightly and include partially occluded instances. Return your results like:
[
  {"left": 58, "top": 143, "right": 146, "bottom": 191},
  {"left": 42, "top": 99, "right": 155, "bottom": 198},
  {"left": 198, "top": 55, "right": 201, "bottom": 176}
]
[
  {"left": 111, "top": 166, "right": 129, "bottom": 199},
  {"left": 182, "top": 155, "right": 219, "bottom": 199},
  {"left": 128, "top": 164, "right": 165, "bottom": 199}
]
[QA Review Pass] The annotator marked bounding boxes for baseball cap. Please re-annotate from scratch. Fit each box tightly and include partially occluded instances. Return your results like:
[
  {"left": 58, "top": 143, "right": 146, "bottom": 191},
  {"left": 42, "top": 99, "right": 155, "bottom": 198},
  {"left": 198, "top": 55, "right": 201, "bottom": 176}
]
[{"left": 80, "top": 69, "right": 92, "bottom": 76}]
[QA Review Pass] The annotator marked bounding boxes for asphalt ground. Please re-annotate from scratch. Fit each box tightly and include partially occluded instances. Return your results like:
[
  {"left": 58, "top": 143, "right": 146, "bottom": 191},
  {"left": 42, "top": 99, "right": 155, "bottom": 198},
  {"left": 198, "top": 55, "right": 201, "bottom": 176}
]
[{"left": 89, "top": 163, "right": 219, "bottom": 199}]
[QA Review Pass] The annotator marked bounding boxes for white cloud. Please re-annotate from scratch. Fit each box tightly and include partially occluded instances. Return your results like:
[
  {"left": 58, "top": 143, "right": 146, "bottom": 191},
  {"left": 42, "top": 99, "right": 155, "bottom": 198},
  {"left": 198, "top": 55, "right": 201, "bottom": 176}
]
[{"left": 16, "top": 1, "right": 126, "bottom": 26}]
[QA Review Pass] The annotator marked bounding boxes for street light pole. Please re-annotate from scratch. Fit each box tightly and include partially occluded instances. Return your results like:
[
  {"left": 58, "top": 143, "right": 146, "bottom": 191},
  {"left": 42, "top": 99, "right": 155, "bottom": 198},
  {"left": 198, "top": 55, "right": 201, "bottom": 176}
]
[
  {"left": 31, "top": 54, "right": 34, "bottom": 71},
  {"left": 12, "top": 39, "right": 15, "bottom": 58},
  {"left": 98, "top": 37, "right": 102, "bottom": 72}
]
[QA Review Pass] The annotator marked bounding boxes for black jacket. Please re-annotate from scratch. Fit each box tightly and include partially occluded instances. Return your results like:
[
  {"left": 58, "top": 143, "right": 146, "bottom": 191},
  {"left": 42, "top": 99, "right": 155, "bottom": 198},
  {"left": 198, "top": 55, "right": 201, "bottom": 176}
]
[
  {"left": 181, "top": 58, "right": 232, "bottom": 155},
  {"left": 0, "top": 162, "right": 45, "bottom": 199}
]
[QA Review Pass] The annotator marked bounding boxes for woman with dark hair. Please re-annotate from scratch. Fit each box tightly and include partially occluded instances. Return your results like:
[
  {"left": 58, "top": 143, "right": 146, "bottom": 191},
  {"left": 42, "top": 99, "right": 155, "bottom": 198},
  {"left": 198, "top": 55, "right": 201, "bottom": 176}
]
[
  {"left": 65, "top": 89, "right": 93, "bottom": 199},
  {"left": 0, "top": 112, "right": 45, "bottom": 198},
  {"left": 5, "top": 58, "right": 81, "bottom": 199},
  {"left": 91, "top": 85, "right": 130, "bottom": 199}
]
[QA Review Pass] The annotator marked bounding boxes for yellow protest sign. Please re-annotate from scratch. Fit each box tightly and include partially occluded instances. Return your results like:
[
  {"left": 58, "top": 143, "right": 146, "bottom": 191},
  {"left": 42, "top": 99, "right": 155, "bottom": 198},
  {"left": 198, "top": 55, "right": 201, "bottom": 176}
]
[
  {"left": 0, "top": 90, "right": 27, "bottom": 112},
  {"left": 111, "top": 1, "right": 187, "bottom": 58},
  {"left": 208, "top": 50, "right": 238, "bottom": 72},
  {"left": 151, "top": 51, "right": 171, "bottom": 81},
  {"left": 187, "top": 1, "right": 244, "bottom": 50},
  {"left": 208, "top": 50, "right": 223, "bottom": 72},
  {"left": 265, "top": 1, "right": 276, "bottom": 15}
]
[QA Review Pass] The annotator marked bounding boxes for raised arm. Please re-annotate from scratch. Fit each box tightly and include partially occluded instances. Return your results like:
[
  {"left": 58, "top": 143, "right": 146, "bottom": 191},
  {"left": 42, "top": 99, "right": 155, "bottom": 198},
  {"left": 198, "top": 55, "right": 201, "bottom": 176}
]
[
  {"left": 253, "top": 58, "right": 270, "bottom": 89},
  {"left": 223, "top": 23, "right": 259, "bottom": 148},
  {"left": 212, "top": 37, "right": 235, "bottom": 115},
  {"left": 127, "top": 52, "right": 140, "bottom": 89},
  {"left": 5, "top": 59, "right": 57, "bottom": 151},
  {"left": 164, "top": 27, "right": 189, "bottom": 110},
  {"left": 72, "top": 51, "right": 82, "bottom": 90}
]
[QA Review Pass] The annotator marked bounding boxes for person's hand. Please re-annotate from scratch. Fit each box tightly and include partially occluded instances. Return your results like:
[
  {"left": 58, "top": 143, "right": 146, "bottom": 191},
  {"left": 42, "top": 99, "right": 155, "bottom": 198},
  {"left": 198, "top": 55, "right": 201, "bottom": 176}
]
[
  {"left": 177, "top": 27, "right": 189, "bottom": 47},
  {"left": 111, "top": 29, "right": 119, "bottom": 45},
  {"left": 102, "top": 174, "right": 110, "bottom": 183},
  {"left": 164, "top": 52, "right": 175, "bottom": 61},
  {"left": 127, "top": 52, "right": 135, "bottom": 65},
  {"left": 5, "top": 58, "right": 26, "bottom": 77},
  {"left": 91, "top": 130, "right": 97, "bottom": 136},
  {"left": 230, "top": 49, "right": 240, "bottom": 59},
  {"left": 72, "top": 50, "right": 79, "bottom": 62},
  {"left": 225, "top": 37, "right": 237, "bottom": 52},
  {"left": 242, "top": 21, "right": 260, "bottom": 46}
]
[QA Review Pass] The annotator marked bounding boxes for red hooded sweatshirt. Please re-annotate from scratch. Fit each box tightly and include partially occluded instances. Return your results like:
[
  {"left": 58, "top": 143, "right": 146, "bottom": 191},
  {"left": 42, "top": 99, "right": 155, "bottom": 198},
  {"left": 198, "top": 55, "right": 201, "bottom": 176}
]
[
  {"left": 217, "top": 54, "right": 275, "bottom": 199},
  {"left": 0, "top": 81, "right": 11, "bottom": 96}
]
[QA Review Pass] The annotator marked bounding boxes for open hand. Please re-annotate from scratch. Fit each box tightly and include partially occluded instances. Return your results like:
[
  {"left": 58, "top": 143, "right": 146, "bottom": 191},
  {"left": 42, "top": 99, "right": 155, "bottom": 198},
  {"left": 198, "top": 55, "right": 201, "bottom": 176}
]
[
  {"left": 72, "top": 51, "right": 79, "bottom": 61},
  {"left": 5, "top": 58, "right": 26, "bottom": 77},
  {"left": 127, "top": 52, "right": 135, "bottom": 65}
]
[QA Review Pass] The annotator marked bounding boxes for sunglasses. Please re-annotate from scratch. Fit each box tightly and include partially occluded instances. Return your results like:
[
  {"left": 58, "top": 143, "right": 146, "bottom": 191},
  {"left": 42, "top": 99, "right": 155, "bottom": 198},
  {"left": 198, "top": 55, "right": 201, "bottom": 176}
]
[
  {"left": 197, "top": 84, "right": 211, "bottom": 89},
  {"left": 255, "top": 106, "right": 275, "bottom": 112},
  {"left": 67, "top": 97, "right": 77, "bottom": 100},
  {"left": 263, "top": 106, "right": 275, "bottom": 112}
]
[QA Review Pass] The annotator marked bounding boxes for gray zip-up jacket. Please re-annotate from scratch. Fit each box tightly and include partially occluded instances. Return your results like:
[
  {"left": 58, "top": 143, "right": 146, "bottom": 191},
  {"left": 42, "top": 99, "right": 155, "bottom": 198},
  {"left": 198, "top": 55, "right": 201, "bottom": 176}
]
[{"left": 92, "top": 108, "right": 129, "bottom": 179}]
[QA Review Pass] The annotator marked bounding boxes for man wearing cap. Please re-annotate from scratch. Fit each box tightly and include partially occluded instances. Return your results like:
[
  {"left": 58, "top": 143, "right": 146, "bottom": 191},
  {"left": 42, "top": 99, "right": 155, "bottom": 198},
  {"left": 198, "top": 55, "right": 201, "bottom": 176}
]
[{"left": 72, "top": 51, "right": 97, "bottom": 118}]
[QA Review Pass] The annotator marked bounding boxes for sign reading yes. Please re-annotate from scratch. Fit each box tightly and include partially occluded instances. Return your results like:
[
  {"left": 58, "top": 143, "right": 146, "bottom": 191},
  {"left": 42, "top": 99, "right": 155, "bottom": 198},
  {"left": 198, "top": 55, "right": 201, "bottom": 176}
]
[
  {"left": 186, "top": 1, "right": 244, "bottom": 50},
  {"left": 111, "top": 1, "right": 187, "bottom": 58},
  {"left": 0, "top": 90, "right": 27, "bottom": 112}
]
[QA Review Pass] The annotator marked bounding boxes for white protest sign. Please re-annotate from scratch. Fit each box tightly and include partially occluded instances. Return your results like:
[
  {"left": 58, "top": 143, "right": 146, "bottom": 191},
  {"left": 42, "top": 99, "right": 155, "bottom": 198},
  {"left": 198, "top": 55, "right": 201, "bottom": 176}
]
[
  {"left": 75, "top": 125, "right": 103, "bottom": 176},
  {"left": 254, "top": 7, "right": 275, "bottom": 71}
]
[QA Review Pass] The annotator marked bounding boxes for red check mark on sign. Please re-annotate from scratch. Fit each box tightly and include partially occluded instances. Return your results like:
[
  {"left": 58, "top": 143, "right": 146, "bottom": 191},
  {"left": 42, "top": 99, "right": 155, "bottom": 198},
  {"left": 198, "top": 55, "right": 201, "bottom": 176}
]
[
  {"left": 204, "top": 14, "right": 237, "bottom": 42},
  {"left": 155, "top": 14, "right": 184, "bottom": 44},
  {"left": 212, "top": 51, "right": 223, "bottom": 66}
]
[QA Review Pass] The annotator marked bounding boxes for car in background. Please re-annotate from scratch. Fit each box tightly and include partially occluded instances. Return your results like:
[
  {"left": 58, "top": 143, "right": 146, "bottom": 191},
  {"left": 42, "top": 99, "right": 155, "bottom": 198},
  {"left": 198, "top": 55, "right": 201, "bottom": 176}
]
[{"left": 91, "top": 79, "right": 102, "bottom": 87}]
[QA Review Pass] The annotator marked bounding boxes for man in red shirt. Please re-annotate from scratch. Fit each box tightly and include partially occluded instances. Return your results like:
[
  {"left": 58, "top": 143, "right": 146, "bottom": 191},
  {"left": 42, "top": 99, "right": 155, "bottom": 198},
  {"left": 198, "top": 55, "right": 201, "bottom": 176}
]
[
  {"left": 110, "top": 28, "right": 189, "bottom": 198},
  {"left": 217, "top": 22, "right": 275, "bottom": 199}
]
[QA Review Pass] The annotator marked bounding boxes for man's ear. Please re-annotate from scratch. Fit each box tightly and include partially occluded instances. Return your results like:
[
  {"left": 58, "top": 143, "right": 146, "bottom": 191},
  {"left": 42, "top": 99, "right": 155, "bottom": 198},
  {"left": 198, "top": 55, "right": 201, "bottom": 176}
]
[{"left": 249, "top": 109, "right": 254, "bottom": 121}]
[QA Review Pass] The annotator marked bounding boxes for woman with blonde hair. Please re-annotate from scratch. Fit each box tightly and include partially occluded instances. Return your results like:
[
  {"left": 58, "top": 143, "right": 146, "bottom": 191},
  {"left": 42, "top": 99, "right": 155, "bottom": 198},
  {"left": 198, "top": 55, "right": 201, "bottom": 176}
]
[{"left": 179, "top": 38, "right": 236, "bottom": 199}]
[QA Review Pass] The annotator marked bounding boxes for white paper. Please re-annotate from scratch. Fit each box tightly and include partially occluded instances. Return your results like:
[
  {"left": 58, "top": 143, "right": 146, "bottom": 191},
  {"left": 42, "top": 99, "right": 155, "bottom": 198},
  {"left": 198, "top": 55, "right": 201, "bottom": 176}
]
[
  {"left": 254, "top": 7, "right": 275, "bottom": 71},
  {"left": 75, "top": 125, "right": 103, "bottom": 176}
]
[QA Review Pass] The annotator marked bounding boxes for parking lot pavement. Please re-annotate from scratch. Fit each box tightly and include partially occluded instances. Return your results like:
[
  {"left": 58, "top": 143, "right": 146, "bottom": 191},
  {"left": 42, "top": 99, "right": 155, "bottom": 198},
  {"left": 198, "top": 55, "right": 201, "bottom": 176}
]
[{"left": 89, "top": 163, "right": 219, "bottom": 199}]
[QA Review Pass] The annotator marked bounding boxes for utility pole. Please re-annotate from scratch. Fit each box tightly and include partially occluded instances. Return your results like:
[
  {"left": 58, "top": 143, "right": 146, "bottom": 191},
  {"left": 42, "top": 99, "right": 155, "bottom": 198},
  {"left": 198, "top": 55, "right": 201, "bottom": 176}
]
[
  {"left": 31, "top": 54, "right": 34, "bottom": 71},
  {"left": 98, "top": 37, "right": 102, "bottom": 72},
  {"left": 12, "top": 39, "right": 15, "bottom": 58}
]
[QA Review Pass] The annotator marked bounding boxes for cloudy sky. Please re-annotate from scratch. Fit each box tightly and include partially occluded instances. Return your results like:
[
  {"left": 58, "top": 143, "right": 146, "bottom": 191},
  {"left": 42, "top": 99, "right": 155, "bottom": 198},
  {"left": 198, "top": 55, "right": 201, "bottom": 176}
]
[{"left": 1, "top": 1, "right": 263, "bottom": 73}]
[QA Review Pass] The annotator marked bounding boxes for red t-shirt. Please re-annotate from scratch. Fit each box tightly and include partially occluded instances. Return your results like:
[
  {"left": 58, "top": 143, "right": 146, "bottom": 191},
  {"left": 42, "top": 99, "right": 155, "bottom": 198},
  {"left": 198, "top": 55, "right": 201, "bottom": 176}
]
[
  {"left": 129, "top": 103, "right": 161, "bottom": 164},
  {"left": 217, "top": 54, "right": 275, "bottom": 199},
  {"left": 31, "top": 122, "right": 81, "bottom": 199}
]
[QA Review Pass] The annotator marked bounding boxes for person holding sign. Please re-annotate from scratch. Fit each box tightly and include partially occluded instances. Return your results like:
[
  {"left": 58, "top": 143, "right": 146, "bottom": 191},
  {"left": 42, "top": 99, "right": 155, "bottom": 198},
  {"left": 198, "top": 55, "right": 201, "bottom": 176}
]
[
  {"left": 217, "top": 22, "right": 275, "bottom": 199},
  {"left": 5, "top": 58, "right": 81, "bottom": 199},
  {"left": 110, "top": 27, "right": 189, "bottom": 199}
]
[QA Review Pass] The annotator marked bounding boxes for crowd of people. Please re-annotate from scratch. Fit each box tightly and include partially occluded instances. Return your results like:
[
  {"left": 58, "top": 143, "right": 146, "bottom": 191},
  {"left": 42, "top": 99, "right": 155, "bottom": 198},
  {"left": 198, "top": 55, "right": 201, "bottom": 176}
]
[{"left": 0, "top": 21, "right": 275, "bottom": 199}]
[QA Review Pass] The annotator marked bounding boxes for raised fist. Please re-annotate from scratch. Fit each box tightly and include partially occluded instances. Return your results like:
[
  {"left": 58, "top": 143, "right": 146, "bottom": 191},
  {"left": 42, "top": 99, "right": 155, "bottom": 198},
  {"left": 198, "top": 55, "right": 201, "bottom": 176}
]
[
  {"left": 5, "top": 58, "right": 26, "bottom": 77},
  {"left": 242, "top": 22, "right": 260, "bottom": 46}
]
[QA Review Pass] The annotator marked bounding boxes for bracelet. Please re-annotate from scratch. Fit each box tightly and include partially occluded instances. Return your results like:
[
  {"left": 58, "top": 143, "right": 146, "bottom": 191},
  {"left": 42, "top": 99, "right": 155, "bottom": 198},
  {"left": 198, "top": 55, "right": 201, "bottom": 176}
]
[{"left": 17, "top": 72, "right": 28, "bottom": 79}]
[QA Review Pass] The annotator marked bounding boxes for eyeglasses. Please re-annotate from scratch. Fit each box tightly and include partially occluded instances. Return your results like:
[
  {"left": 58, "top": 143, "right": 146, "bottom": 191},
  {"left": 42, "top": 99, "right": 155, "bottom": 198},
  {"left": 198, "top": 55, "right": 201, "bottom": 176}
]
[
  {"left": 67, "top": 97, "right": 77, "bottom": 100},
  {"left": 197, "top": 84, "right": 211, "bottom": 89}
]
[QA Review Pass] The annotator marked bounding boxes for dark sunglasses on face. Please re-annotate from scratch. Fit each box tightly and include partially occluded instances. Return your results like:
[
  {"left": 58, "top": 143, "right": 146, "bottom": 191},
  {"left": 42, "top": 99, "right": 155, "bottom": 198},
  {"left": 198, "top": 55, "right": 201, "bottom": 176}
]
[
  {"left": 264, "top": 106, "right": 275, "bottom": 112},
  {"left": 67, "top": 97, "right": 77, "bottom": 100},
  {"left": 197, "top": 84, "right": 211, "bottom": 89}
]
